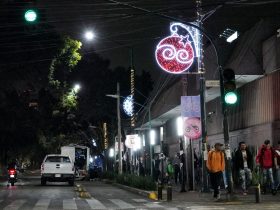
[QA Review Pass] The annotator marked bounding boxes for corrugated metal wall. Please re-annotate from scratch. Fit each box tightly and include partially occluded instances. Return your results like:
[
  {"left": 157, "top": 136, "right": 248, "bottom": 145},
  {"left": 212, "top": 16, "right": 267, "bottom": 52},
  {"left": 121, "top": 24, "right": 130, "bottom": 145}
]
[{"left": 207, "top": 70, "right": 280, "bottom": 136}]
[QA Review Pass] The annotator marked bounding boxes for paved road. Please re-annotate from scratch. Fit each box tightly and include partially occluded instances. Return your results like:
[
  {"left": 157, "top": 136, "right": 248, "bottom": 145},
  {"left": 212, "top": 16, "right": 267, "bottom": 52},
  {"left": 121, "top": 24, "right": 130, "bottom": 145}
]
[{"left": 0, "top": 177, "right": 279, "bottom": 209}]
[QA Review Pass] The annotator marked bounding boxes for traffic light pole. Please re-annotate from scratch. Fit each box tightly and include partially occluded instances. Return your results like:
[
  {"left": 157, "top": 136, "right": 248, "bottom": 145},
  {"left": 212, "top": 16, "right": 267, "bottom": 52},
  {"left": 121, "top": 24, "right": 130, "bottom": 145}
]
[{"left": 218, "top": 66, "right": 234, "bottom": 197}]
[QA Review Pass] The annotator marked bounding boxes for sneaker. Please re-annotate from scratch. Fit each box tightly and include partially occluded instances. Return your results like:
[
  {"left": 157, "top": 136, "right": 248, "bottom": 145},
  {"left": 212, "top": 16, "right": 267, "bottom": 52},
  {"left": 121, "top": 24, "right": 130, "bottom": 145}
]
[
  {"left": 243, "top": 191, "right": 247, "bottom": 196},
  {"left": 214, "top": 197, "right": 221, "bottom": 202}
]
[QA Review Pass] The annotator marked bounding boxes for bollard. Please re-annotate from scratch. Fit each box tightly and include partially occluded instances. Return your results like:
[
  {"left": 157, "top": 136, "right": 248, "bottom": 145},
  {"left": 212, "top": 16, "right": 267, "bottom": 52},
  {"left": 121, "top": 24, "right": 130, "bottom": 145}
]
[
  {"left": 255, "top": 184, "right": 261, "bottom": 203},
  {"left": 157, "top": 182, "right": 162, "bottom": 200},
  {"left": 167, "top": 182, "right": 172, "bottom": 201}
]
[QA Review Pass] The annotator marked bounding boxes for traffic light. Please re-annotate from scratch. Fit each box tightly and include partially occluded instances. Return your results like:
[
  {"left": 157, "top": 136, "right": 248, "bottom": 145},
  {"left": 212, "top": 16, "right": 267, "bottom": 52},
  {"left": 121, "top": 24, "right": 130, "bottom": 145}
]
[
  {"left": 24, "top": 9, "right": 38, "bottom": 23},
  {"left": 223, "top": 68, "right": 237, "bottom": 105}
]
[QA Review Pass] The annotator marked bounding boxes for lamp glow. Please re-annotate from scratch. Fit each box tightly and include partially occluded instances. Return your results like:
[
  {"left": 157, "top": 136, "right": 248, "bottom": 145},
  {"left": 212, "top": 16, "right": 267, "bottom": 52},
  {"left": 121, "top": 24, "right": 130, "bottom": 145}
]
[
  {"left": 226, "top": 31, "right": 238, "bottom": 43},
  {"left": 73, "top": 84, "right": 81, "bottom": 93},
  {"left": 85, "top": 31, "right": 95, "bottom": 40},
  {"left": 177, "top": 117, "right": 183, "bottom": 136},
  {"left": 109, "top": 148, "right": 114, "bottom": 158},
  {"left": 150, "top": 130, "right": 156, "bottom": 145}
]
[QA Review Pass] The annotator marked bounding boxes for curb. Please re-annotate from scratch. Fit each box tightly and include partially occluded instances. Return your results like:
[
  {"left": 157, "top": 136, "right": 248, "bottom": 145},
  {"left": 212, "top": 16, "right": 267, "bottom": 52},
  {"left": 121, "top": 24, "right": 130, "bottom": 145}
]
[
  {"left": 75, "top": 183, "right": 91, "bottom": 199},
  {"left": 101, "top": 179, "right": 158, "bottom": 200}
]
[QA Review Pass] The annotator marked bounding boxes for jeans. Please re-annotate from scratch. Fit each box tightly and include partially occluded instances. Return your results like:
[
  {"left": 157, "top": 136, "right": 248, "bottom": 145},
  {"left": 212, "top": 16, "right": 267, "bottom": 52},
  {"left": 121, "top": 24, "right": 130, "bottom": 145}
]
[
  {"left": 210, "top": 171, "right": 223, "bottom": 198},
  {"left": 262, "top": 168, "right": 275, "bottom": 190},
  {"left": 174, "top": 164, "right": 180, "bottom": 184},
  {"left": 222, "top": 171, "right": 228, "bottom": 188},
  {"left": 239, "top": 168, "right": 252, "bottom": 191}
]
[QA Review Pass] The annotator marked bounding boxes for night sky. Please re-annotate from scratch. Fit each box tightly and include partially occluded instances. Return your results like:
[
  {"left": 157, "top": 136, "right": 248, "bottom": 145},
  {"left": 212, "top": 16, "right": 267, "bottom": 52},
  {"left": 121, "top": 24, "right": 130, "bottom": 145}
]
[{"left": 2, "top": 0, "right": 280, "bottom": 77}]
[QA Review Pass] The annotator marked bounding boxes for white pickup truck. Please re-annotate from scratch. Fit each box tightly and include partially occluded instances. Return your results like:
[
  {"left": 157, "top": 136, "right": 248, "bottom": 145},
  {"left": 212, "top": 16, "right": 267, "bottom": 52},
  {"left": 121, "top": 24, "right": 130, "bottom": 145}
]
[{"left": 41, "top": 154, "right": 75, "bottom": 186}]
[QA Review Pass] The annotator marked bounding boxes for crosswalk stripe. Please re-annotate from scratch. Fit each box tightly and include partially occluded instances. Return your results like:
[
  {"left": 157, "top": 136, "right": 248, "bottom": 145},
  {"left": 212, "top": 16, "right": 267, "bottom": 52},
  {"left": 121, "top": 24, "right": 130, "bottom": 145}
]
[
  {"left": 33, "top": 199, "right": 51, "bottom": 210},
  {"left": 144, "top": 202, "right": 164, "bottom": 208},
  {"left": 3, "top": 199, "right": 26, "bottom": 210},
  {"left": 132, "top": 199, "right": 148, "bottom": 203},
  {"left": 86, "top": 198, "right": 107, "bottom": 209},
  {"left": 63, "top": 199, "right": 77, "bottom": 210},
  {"left": 109, "top": 199, "right": 135, "bottom": 209},
  {"left": 190, "top": 207, "right": 225, "bottom": 210}
]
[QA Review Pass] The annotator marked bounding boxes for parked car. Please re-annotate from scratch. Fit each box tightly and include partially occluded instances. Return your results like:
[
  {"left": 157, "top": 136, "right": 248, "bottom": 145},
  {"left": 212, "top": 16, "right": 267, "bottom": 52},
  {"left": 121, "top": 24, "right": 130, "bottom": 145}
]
[{"left": 41, "top": 154, "right": 75, "bottom": 186}]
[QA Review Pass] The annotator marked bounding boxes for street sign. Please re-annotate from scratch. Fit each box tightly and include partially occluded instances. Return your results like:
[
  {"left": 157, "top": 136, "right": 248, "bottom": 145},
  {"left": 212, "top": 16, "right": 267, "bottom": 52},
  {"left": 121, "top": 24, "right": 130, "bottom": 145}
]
[
  {"left": 125, "top": 134, "right": 140, "bottom": 149},
  {"left": 206, "top": 80, "right": 220, "bottom": 87}
]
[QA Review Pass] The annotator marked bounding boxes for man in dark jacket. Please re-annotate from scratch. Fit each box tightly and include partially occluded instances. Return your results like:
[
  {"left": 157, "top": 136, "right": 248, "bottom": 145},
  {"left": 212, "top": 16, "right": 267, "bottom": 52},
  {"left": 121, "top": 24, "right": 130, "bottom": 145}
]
[{"left": 234, "top": 142, "right": 253, "bottom": 195}]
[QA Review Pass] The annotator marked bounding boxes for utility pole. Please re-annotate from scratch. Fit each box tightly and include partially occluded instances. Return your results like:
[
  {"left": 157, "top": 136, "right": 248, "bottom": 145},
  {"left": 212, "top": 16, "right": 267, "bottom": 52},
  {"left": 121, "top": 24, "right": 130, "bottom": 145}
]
[
  {"left": 196, "top": 0, "right": 208, "bottom": 192},
  {"left": 219, "top": 67, "right": 234, "bottom": 196},
  {"left": 117, "top": 82, "right": 122, "bottom": 174},
  {"left": 148, "top": 104, "right": 153, "bottom": 178}
]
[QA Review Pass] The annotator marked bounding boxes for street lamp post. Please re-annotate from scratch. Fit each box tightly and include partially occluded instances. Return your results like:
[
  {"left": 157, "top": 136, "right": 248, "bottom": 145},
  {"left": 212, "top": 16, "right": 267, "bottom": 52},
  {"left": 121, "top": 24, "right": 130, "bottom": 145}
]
[
  {"left": 106, "top": 83, "right": 122, "bottom": 175},
  {"left": 148, "top": 105, "right": 154, "bottom": 178},
  {"left": 117, "top": 83, "right": 122, "bottom": 175}
]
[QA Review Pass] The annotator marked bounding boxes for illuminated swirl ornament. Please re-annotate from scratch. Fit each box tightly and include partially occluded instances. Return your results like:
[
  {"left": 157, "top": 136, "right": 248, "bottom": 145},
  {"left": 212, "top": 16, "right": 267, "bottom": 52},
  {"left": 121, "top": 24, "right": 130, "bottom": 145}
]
[
  {"left": 123, "top": 95, "right": 134, "bottom": 117},
  {"left": 155, "top": 23, "right": 196, "bottom": 74}
]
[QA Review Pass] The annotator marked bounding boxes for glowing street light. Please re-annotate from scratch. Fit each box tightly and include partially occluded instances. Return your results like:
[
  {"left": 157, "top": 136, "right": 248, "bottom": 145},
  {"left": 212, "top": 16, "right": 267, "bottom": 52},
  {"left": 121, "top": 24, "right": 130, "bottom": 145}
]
[
  {"left": 109, "top": 148, "right": 114, "bottom": 158},
  {"left": 150, "top": 130, "right": 156, "bottom": 145},
  {"left": 177, "top": 117, "right": 183, "bottom": 136},
  {"left": 84, "top": 31, "right": 95, "bottom": 41},
  {"left": 73, "top": 84, "right": 81, "bottom": 93}
]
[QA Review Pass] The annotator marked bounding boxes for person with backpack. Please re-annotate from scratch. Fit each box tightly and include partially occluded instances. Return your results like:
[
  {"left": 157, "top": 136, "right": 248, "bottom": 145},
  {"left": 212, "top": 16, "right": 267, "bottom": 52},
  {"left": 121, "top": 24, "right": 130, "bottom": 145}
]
[
  {"left": 207, "top": 143, "right": 225, "bottom": 201},
  {"left": 234, "top": 142, "right": 253, "bottom": 195},
  {"left": 256, "top": 139, "right": 277, "bottom": 195}
]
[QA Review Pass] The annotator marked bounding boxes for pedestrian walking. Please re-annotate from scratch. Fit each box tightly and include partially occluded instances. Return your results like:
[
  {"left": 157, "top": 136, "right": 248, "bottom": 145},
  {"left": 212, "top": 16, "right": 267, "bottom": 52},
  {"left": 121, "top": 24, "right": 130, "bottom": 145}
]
[
  {"left": 206, "top": 143, "right": 225, "bottom": 201},
  {"left": 234, "top": 142, "right": 253, "bottom": 195},
  {"left": 274, "top": 141, "right": 280, "bottom": 190},
  {"left": 173, "top": 153, "right": 181, "bottom": 185},
  {"left": 256, "top": 139, "right": 277, "bottom": 195},
  {"left": 166, "top": 158, "right": 174, "bottom": 183}
]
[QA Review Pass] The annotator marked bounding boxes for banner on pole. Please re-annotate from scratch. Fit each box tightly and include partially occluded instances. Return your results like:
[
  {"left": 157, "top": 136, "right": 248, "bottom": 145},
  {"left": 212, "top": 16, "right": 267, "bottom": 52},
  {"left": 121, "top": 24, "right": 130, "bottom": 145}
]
[{"left": 181, "top": 96, "right": 202, "bottom": 139}]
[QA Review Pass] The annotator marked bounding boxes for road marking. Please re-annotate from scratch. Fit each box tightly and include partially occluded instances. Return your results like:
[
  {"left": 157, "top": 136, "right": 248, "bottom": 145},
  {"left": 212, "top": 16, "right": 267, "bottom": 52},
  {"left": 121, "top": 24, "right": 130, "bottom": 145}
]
[
  {"left": 86, "top": 198, "right": 106, "bottom": 209},
  {"left": 132, "top": 199, "right": 148, "bottom": 203},
  {"left": 33, "top": 199, "right": 51, "bottom": 210},
  {"left": 63, "top": 199, "right": 77, "bottom": 210},
  {"left": 144, "top": 202, "right": 164, "bottom": 208},
  {"left": 3, "top": 199, "right": 26, "bottom": 210},
  {"left": 190, "top": 207, "right": 225, "bottom": 210},
  {"left": 109, "top": 199, "right": 134, "bottom": 209}
]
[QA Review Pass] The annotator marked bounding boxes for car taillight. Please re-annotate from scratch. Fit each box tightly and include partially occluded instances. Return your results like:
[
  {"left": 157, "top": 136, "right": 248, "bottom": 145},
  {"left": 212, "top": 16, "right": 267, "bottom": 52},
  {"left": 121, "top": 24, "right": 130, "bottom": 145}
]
[{"left": 9, "top": 169, "right": 15, "bottom": 175}]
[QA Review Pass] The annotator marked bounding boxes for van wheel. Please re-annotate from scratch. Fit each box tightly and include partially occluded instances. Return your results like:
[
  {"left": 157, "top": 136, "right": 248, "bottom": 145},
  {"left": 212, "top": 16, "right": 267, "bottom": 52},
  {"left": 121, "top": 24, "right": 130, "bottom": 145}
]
[
  {"left": 41, "top": 178, "right": 46, "bottom": 186},
  {"left": 68, "top": 180, "right": 74, "bottom": 186}
]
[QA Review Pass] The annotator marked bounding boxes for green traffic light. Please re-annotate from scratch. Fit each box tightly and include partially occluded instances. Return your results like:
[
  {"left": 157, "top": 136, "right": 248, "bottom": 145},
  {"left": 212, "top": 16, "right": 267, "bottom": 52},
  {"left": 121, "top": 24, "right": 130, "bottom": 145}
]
[
  {"left": 24, "top": 9, "right": 37, "bottom": 22},
  {"left": 225, "top": 92, "right": 237, "bottom": 105}
]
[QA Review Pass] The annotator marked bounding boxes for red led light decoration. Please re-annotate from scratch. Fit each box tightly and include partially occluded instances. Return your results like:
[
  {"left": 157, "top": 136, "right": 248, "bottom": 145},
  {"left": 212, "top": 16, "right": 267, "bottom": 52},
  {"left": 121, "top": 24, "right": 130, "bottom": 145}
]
[{"left": 155, "top": 23, "right": 197, "bottom": 74}]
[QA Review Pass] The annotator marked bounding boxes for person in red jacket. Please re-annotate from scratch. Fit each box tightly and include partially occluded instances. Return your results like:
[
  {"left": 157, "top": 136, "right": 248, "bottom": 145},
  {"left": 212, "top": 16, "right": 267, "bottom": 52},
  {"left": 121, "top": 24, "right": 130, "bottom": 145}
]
[{"left": 256, "top": 140, "right": 277, "bottom": 195}]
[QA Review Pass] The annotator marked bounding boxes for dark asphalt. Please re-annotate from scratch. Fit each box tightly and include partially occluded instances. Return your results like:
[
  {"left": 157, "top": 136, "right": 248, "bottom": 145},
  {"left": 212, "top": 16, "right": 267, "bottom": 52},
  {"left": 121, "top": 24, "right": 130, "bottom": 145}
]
[{"left": 0, "top": 176, "right": 279, "bottom": 209}]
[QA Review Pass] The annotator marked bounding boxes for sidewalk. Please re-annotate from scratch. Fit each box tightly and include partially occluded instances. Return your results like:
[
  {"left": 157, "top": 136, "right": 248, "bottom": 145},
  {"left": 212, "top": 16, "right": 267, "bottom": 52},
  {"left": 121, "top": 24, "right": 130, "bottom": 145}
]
[{"left": 100, "top": 179, "right": 280, "bottom": 204}]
